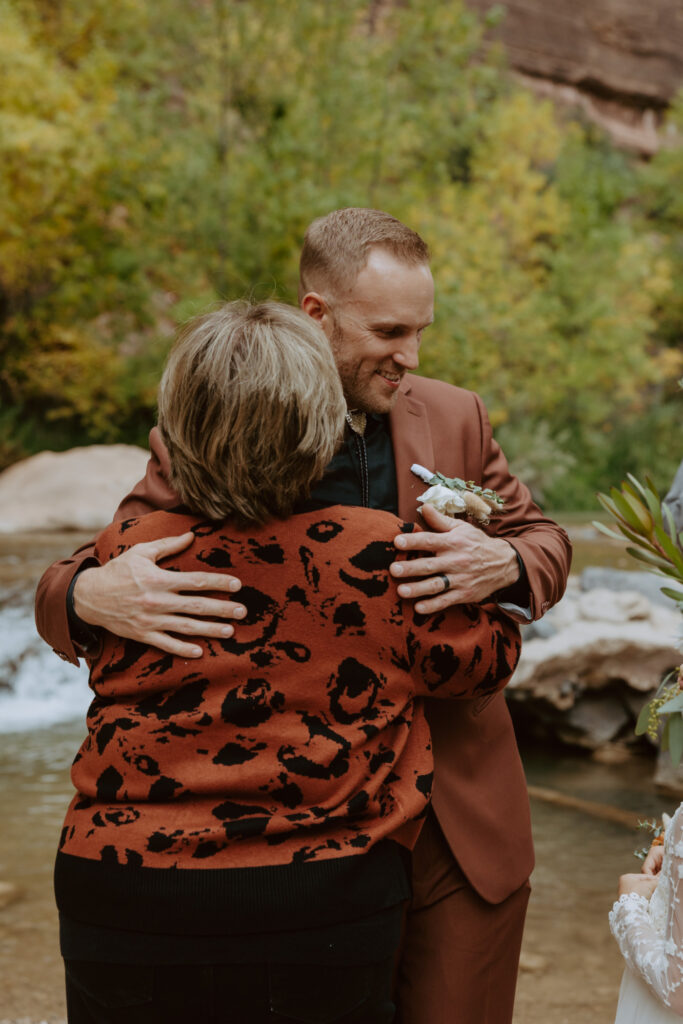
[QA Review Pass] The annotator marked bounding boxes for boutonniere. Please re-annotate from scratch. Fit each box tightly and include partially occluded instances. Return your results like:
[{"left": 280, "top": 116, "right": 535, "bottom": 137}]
[{"left": 411, "top": 464, "right": 505, "bottom": 525}]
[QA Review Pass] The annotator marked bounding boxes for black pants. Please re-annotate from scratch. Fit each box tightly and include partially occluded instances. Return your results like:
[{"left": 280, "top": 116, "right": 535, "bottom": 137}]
[{"left": 64, "top": 958, "right": 397, "bottom": 1024}]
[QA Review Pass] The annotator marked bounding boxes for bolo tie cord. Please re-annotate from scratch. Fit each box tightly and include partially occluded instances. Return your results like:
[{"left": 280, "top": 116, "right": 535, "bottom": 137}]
[{"left": 345, "top": 411, "right": 370, "bottom": 508}]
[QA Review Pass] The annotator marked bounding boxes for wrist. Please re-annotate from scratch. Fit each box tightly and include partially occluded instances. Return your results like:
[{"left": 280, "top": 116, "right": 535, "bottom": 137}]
[
  {"left": 488, "top": 541, "right": 520, "bottom": 591},
  {"left": 498, "top": 541, "right": 521, "bottom": 587},
  {"left": 489, "top": 545, "right": 529, "bottom": 607},
  {"left": 69, "top": 563, "right": 102, "bottom": 648},
  {"left": 72, "top": 567, "right": 96, "bottom": 624}
]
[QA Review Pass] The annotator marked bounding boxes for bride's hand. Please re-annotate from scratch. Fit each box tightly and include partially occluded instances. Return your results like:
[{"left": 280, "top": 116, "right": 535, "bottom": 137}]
[
  {"left": 618, "top": 873, "right": 659, "bottom": 899},
  {"left": 642, "top": 843, "right": 664, "bottom": 876}
]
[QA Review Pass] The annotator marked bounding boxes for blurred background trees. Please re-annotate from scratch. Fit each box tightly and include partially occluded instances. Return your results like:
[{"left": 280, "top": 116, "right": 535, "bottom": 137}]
[{"left": 1, "top": 0, "right": 681, "bottom": 507}]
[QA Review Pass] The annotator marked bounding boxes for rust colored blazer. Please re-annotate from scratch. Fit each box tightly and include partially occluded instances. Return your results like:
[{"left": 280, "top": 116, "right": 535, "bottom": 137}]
[{"left": 36, "top": 374, "right": 571, "bottom": 903}]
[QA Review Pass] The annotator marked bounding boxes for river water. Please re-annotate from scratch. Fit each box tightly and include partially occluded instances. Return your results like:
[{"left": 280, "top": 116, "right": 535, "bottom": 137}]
[{"left": 0, "top": 527, "right": 676, "bottom": 1024}]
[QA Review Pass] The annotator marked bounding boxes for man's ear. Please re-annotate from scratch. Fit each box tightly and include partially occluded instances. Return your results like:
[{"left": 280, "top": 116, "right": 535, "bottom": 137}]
[{"left": 301, "top": 292, "right": 326, "bottom": 323}]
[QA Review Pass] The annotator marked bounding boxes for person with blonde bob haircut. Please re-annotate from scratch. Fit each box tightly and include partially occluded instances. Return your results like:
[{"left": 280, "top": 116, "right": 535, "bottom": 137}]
[
  {"left": 157, "top": 300, "right": 347, "bottom": 524},
  {"left": 51, "top": 299, "right": 522, "bottom": 1023}
]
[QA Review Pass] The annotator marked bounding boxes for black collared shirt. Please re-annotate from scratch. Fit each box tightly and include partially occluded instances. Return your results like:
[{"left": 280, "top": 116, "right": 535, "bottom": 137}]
[{"left": 299, "top": 414, "right": 398, "bottom": 514}]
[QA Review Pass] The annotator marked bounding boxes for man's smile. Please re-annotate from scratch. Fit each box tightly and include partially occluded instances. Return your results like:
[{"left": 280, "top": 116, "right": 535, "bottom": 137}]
[{"left": 376, "top": 369, "right": 403, "bottom": 389}]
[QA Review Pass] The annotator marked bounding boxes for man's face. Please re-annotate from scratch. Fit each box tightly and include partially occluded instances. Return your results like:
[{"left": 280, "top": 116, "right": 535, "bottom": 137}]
[{"left": 316, "top": 249, "right": 434, "bottom": 415}]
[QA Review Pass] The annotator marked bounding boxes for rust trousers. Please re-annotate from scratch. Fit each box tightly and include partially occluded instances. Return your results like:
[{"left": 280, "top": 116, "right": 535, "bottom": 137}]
[{"left": 396, "top": 811, "right": 530, "bottom": 1024}]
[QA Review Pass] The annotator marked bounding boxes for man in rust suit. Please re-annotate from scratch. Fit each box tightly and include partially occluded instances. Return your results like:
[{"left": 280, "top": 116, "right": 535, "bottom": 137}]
[{"left": 36, "top": 208, "right": 571, "bottom": 1023}]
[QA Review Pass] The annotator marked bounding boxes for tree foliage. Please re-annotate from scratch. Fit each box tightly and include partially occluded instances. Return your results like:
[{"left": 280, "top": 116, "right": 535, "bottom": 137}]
[{"left": 1, "top": 0, "right": 682, "bottom": 507}]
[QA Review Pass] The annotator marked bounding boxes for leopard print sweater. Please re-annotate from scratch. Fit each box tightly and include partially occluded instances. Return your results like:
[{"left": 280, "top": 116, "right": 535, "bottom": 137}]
[{"left": 58, "top": 506, "right": 521, "bottom": 872}]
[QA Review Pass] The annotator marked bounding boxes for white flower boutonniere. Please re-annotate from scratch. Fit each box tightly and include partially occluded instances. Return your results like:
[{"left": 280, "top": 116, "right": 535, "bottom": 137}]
[{"left": 411, "top": 464, "right": 505, "bottom": 526}]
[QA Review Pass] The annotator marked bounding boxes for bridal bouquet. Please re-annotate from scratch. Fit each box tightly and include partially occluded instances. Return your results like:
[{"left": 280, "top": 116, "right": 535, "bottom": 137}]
[{"left": 411, "top": 464, "right": 504, "bottom": 526}]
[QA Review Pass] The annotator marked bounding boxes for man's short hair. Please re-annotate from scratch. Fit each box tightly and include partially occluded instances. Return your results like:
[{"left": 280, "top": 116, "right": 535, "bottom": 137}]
[
  {"left": 299, "top": 207, "right": 430, "bottom": 300},
  {"left": 158, "top": 301, "right": 346, "bottom": 525}
]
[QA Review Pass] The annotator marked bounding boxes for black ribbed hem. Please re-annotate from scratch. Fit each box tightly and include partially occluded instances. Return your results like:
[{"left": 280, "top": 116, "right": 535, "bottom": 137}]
[
  {"left": 58, "top": 902, "right": 406, "bottom": 965},
  {"left": 54, "top": 841, "right": 411, "bottom": 937}
]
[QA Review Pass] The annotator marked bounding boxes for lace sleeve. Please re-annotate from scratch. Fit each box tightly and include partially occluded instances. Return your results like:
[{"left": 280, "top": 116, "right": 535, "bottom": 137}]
[{"left": 609, "top": 806, "right": 683, "bottom": 1013}]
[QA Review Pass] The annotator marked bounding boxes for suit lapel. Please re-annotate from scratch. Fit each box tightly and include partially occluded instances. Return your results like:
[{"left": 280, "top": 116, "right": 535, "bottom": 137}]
[{"left": 389, "top": 378, "right": 434, "bottom": 522}]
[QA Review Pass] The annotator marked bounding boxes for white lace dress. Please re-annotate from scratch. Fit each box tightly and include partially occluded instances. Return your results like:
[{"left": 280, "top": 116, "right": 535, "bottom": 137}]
[{"left": 609, "top": 804, "right": 683, "bottom": 1023}]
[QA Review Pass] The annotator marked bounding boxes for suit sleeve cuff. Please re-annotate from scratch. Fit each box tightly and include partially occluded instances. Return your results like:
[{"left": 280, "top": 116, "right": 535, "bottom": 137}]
[
  {"left": 491, "top": 550, "right": 532, "bottom": 621},
  {"left": 66, "top": 560, "right": 102, "bottom": 653}
]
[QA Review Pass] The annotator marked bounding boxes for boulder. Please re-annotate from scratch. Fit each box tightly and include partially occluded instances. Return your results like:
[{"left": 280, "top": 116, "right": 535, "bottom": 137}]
[
  {"left": 581, "top": 567, "right": 683, "bottom": 609},
  {"left": 0, "top": 445, "right": 149, "bottom": 533},
  {"left": 512, "top": 619, "right": 680, "bottom": 699},
  {"left": 577, "top": 588, "right": 651, "bottom": 622},
  {"left": 509, "top": 584, "right": 681, "bottom": 749}
]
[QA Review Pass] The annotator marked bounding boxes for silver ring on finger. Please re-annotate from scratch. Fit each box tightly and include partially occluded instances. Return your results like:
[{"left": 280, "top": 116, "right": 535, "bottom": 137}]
[{"left": 437, "top": 573, "right": 451, "bottom": 593}]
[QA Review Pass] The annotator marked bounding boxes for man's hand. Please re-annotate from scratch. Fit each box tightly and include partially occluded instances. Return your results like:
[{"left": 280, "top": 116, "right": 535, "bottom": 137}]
[
  {"left": 618, "top": 873, "right": 659, "bottom": 900},
  {"left": 390, "top": 504, "right": 519, "bottom": 614},
  {"left": 73, "top": 532, "right": 246, "bottom": 659}
]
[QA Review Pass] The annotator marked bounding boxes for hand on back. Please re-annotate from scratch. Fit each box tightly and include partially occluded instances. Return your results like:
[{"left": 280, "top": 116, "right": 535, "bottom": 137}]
[
  {"left": 73, "top": 499, "right": 521, "bottom": 660},
  {"left": 389, "top": 503, "right": 519, "bottom": 613},
  {"left": 73, "top": 532, "right": 246, "bottom": 659}
]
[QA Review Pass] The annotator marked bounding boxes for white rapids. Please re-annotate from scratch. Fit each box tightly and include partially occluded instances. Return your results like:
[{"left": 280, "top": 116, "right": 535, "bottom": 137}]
[{"left": 0, "top": 593, "right": 90, "bottom": 734}]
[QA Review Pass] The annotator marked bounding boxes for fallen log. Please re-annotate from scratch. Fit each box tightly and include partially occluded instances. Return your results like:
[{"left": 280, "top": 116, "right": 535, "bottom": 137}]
[{"left": 527, "top": 784, "right": 642, "bottom": 830}]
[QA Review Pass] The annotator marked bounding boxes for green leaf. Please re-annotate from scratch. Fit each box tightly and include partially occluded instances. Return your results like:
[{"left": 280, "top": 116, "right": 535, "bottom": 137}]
[
  {"left": 661, "top": 716, "right": 671, "bottom": 753},
  {"left": 434, "top": 472, "right": 466, "bottom": 491},
  {"left": 661, "top": 586, "right": 683, "bottom": 604},
  {"left": 627, "top": 474, "right": 664, "bottom": 527},
  {"left": 608, "top": 488, "right": 644, "bottom": 532},
  {"left": 591, "top": 520, "right": 626, "bottom": 543},
  {"left": 625, "top": 474, "right": 650, "bottom": 505},
  {"left": 635, "top": 699, "right": 653, "bottom": 735},
  {"left": 595, "top": 495, "right": 664, "bottom": 550},
  {"left": 596, "top": 493, "right": 623, "bottom": 522},
  {"left": 613, "top": 521, "right": 659, "bottom": 549},
  {"left": 595, "top": 505, "right": 656, "bottom": 548},
  {"left": 646, "top": 492, "right": 665, "bottom": 528},
  {"left": 625, "top": 489, "right": 656, "bottom": 533},
  {"left": 644, "top": 475, "right": 662, "bottom": 499},
  {"left": 658, "top": 563, "right": 683, "bottom": 581},
  {"left": 658, "top": 692, "right": 683, "bottom": 715},
  {"left": 653, "top": 524, "right": 683, "bottom": 574},
  {"left": 624, "top": 546, "right": 676, "bottom": 573},
  {"left": 669, "top": 714, "right": 683, "bottom": 767},
  {"left": 610, "top": 488, "right": 650, "bottom": 534}
]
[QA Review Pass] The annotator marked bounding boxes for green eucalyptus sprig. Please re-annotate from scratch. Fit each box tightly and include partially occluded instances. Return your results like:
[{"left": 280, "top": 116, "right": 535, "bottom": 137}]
[
  {"left": 634, "top": 817, "right": 666, "bottom": 862},
  {"left": 635, "top": 673, "right": 683, "bottom": 768},
  {"left": 428, "top": 471, "right": 505, "bottom": 509}
]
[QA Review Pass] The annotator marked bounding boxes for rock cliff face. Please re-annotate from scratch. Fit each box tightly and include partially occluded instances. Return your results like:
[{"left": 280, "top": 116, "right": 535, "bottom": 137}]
[{"left": 465, "top": 0, "right": 683, "bottom": 153}]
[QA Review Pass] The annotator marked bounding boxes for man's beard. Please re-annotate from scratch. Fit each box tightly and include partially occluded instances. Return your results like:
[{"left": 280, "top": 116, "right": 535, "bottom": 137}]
[{"left": 330, "top": 319, "right": 401, "bottom": 415}]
